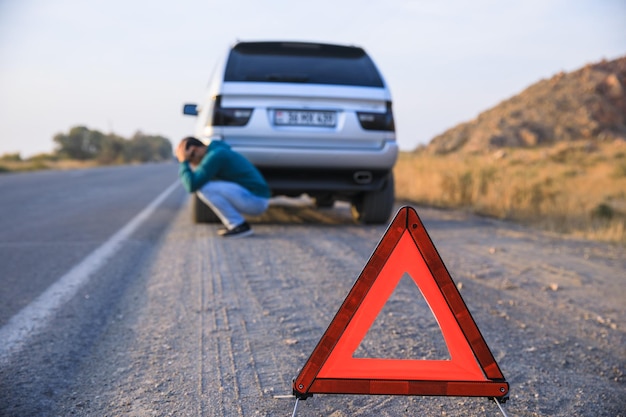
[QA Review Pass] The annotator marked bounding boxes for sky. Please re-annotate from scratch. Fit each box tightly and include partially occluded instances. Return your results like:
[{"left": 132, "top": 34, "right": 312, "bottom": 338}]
[{"left": 0, "top": 0, "right": 625, "bottom": 157}]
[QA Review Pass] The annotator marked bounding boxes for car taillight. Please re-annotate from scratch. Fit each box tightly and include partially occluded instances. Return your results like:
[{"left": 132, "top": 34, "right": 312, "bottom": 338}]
[
  {"left": 212, "top": 95, "right": 253, "bottom": 126},
  {"left": 357, "top": 101, "right": 395, "bottom": 131}
]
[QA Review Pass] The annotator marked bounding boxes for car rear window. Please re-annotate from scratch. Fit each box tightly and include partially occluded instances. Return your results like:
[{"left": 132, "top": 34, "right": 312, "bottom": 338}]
[{"left": 224, "top": 42, "right": 385, "bottom": 87}]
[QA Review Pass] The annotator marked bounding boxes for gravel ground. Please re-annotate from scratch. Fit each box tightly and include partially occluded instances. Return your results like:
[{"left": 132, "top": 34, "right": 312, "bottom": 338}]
[{"left": 1, "top": 200, "right": 624, "bottom": 416}]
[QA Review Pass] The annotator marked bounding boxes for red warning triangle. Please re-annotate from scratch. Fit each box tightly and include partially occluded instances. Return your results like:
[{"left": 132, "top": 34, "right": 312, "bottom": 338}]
[{"left": 293, "top": 206, "right": 508, "bottom": 399}]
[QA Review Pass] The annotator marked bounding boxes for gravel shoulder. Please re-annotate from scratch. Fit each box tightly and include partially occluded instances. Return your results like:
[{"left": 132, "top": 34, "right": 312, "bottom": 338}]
[{"left": 1, "top": 200, "right": 624, "bottom": 416}]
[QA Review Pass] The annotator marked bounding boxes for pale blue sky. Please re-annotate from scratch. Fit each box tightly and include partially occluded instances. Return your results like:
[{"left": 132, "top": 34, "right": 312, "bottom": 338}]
[{"left": 1, "top": 0, "right": 624, "bottom": 157}]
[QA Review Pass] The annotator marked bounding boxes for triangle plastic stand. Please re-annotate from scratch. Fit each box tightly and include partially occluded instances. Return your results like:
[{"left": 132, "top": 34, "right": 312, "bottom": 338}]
[{"left": 293, "top": 206, "right": 508, "bottom": 400}]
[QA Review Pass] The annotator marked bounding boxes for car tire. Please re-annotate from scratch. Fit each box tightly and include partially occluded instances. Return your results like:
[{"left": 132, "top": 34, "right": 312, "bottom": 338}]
[
  {"left": 192, "top": 193, "right": 220, "bottom": 223},
  {"left": 351, "top": 173, "right": 395, "bottom": 224}
]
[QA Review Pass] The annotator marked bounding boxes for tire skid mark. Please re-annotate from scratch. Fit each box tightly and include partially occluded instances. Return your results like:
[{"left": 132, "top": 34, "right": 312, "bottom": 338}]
[
  {"left": 200, "top": 231, "right": 231, "bottom": 417},
  {"left": 197, "top": 239, "right": 209, "bottom": 416},
  {"left": 229, "top": 255, "right": 282, "bottom": 396},
  {"left": 239, "top": 236, "right": 302, "bottom": 393},
  {"left": 217, "top": 236, "right": 287, "bottom": 410},
  {"left": 205, "top": 234, "right": 258, "bottom": 416},
  {"left": 224, "top": 224, "right": 387, "bottom": 402},
  {"left": 216, "top": 266, "right": 246, "bottom": 409}
]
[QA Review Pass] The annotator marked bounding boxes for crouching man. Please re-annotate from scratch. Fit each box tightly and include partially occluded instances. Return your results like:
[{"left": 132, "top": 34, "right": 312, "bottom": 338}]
[{"left": 176, "top": 136, "right": 271, "bottom": 237}]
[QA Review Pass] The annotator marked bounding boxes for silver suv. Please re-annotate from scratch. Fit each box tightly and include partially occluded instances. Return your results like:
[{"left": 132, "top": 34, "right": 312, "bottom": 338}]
[{"left": 183, "top": 41, "right": 398, "bottom": 224}]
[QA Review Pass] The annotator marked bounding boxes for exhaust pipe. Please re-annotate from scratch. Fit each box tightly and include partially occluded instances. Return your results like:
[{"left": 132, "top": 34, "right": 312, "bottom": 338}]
[{"left": 353, "top": 171, "right": 373, "bottom": 184}]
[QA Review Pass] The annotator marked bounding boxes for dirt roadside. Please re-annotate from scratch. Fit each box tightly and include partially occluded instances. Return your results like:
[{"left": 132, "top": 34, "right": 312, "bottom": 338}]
[{"left": 8, "top": 201, "right": 624, "bottom": 416}]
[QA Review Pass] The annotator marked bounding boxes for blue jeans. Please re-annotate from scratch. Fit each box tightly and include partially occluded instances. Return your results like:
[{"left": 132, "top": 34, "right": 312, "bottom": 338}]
[{"left": 197, "top": 181, "right": 269, "bottom": 229}]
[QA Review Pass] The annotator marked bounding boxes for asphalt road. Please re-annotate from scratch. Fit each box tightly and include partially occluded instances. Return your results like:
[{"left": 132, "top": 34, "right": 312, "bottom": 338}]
[
  {"left": 0, "top": 163, "right": 182, "bottom": 326},
  {"left": 0, "top": 163, "right": 624, "bottom": 416}
]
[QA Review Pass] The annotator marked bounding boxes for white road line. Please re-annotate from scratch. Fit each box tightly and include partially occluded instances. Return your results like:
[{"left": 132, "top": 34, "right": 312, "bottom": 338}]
[{"left": 0, "top": 180, "right": 180, "bottom": 363}]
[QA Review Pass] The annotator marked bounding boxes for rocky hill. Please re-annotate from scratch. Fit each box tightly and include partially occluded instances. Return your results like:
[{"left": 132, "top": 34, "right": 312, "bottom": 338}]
[{"left": 427, "top": 56, "right": 626, "bottom": 154}]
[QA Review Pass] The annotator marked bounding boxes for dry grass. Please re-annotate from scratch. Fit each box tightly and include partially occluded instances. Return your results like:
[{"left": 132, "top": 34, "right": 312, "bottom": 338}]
[
  {"left": 0, "top": 158, "right": 99, "bottom": 173},
  {"left": 4, "top": 143, "right": 626, "bottom": 243},
  {"left": 394, "top": 140, "right": 626, "bottom": 243}
]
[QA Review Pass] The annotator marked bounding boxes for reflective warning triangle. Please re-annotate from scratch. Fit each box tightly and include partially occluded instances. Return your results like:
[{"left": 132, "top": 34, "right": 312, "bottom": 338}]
[{"left": 293, "top": 206, "right": 508, "bottom": 400}]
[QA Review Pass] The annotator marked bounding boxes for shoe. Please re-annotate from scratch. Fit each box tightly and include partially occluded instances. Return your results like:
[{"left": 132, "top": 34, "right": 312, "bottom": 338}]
[{"left": 217, "top": 222, "right": 253, "bottom": 238}]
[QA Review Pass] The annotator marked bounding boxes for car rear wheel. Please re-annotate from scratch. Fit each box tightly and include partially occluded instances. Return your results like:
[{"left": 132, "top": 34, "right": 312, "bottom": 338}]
[
  {"left": 192, "top": 194, "right": 220, "bottom": 223},
  {"left": 351, "top": 173, "right": 395, "bottom": 224}
]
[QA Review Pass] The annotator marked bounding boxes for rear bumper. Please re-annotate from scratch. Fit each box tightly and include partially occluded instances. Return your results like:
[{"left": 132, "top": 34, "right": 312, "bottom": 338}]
[
  {"left": 258, "top": 168, "right": 392, "bottom": 198},
  {"left": 232, "top": 140, "right": 398, "bottom": 171}
]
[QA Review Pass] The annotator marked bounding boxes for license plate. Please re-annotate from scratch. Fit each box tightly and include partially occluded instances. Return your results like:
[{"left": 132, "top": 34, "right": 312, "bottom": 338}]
[{"left": 274, "top": 110, "right": 336, "bottom": 127}]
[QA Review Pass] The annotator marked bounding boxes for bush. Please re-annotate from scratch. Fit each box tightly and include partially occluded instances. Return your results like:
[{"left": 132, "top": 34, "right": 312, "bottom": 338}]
[
  {"left": 592, "top": 203, "right": 614, "bottom": 220},
  {"left": 0, "top": 152, "right": 22, "bottom": 162}
]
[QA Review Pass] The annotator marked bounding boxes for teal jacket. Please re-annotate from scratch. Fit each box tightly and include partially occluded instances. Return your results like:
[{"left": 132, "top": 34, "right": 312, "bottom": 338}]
[{"left": 178, "top": 141, "right": 271, "bottom": 198}]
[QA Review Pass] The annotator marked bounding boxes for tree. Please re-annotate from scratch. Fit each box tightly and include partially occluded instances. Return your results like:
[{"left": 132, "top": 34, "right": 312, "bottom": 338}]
[
  {"left": 126, "top": 132, "right": 173, "bottom": 162},
  {"left": 52, "top": 126, "right": 173, "bottom": 164},
  {"left": 97, "top": 134, "right": 126, "bottom": 164},
  {"left": 53, "top": 126, "right": 106, "bottom": 160}
]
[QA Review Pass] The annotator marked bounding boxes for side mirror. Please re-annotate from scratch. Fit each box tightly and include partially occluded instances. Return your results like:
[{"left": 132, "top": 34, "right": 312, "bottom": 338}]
[{"left": 183, "top": 103, "right": 198, "bottom": 116}]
